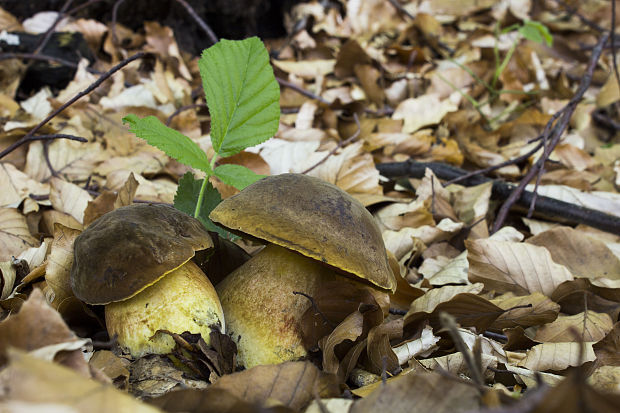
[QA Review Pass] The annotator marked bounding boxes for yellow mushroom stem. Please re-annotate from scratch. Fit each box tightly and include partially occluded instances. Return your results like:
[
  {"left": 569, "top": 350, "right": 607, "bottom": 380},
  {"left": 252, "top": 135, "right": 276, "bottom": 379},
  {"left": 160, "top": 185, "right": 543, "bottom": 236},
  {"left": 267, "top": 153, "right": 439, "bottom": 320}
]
[
  {"left": 105, "top": 260, "right": 224, "bottom": 358},
  {"left": 216, "top": 244, "right": 389, "bottom": 368}
]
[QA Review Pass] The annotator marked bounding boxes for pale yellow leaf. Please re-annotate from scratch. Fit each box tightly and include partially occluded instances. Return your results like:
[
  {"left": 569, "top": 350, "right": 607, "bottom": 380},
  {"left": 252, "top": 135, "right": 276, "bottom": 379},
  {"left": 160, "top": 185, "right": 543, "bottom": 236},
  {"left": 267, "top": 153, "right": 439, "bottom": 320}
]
[
  {"left": 534, "top": 311, "right": 613, "bottom": 343},
  {"left": 516, "top": 342, "right": 596, "bottom": 371},
  {"left": 393, "top": 94, "right": 458, "bottom": 134},
  {"left": 0, "top": 208, "right": 38, "bottom": 260},
  {"left": 467, "top": 239, "right": 574, "bottom": 296},
  {"left": 49, "top": 178, "right": 92, "bottom": 224},
  {"left": 0, "top": 162, "right": 48, "bottom": 208}
]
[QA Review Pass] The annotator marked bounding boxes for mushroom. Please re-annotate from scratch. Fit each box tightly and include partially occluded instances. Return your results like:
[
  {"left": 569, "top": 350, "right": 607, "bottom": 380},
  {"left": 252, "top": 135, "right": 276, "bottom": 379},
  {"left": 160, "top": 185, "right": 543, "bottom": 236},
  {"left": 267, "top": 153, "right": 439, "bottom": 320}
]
[
  {"left": 210, "top": 173, "right": 396, "bottom": 367},
  {"left": 71, "top": 204, "right": 225, "bottom": 358}
]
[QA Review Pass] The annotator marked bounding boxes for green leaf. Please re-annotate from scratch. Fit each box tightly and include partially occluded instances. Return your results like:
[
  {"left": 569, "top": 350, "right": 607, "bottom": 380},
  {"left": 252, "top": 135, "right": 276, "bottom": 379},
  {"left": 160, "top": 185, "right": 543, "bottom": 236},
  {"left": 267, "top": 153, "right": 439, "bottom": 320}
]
[
  {"left": 519, "top": 21, "right": 553, "bottom": 47},
  {"left": 174, "top": 172, "right": 238, "bottom": 240},
  {"left": 199, "top": 37, "right": 280, "bottom": 158},
  {"left": 214, "top": 164, "right": 265, "bottom": 190},
  {"left": 123, "top": 114, "right": 212, "bottom": 174}
]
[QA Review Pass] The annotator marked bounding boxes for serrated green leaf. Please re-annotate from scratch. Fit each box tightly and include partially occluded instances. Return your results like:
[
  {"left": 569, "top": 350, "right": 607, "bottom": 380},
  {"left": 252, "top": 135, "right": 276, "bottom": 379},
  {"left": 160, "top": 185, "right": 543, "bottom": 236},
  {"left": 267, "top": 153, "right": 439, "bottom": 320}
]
[
  {"left": 519, "top": 21, "right": 553, "bottom": 47},
  {"left": 199, "top": 37, "right": 280, "bottom": 158},
  {"left": 214, "top": 164, "right": 265, "bottom": 190},
  {"left": 123, "top": 114, "right": 212, "bottom": 173},
  {"left": 174, "top": 172, "right": 238, "bottom": 240}
]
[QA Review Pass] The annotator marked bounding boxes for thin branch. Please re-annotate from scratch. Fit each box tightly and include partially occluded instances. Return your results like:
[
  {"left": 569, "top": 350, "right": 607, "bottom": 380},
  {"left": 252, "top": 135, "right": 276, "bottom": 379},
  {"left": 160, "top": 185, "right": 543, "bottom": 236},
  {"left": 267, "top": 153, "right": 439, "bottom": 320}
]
[
  {"left": 165, "top": 103, "right": 208, "bottom": 126},
  {"left": 612, "top": 0, "right": 620, "bottom": 89},
  {"left": 42, "top": 141, "right": 58, "bottom": 177},
  {"left": 33, "top": 0, "right": 74, "bottom": 55},
  {"left": 386, "top": 0, "right": 415, "bottom": 20},
  {"left": 0, "top": 135, "right": 87, "bottom": 160},
  {"left": 0, "top": 52, "right": 145, "bottom": 161},
  {"left": 301, "top": 113, "right": 361, "bottom": 175},
  {"left": 439, "top": 312, "right": 485, "bottom": 386},
  {"left": 376, "top": 160, "right": 620, "bottom": 235},
  {"left": 111, "top": 0, "right": 127, "bottom": 46},
  {"left": 492, "top": 33, "right": 609, "bottom": 233},
  {"left": 174, "top": 0, "right": 218, "bottom": 45},
  {"left": 277, "top": 77, "right": 329, "bottom": 104},
  {"left": 293, "top": 291, "right": 336, "bottom": 329}
]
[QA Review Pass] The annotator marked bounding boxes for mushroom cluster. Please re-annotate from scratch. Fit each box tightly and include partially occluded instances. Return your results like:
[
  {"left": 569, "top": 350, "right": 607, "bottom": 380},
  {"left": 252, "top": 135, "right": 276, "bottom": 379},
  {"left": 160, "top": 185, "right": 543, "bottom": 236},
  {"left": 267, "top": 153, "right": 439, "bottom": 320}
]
[
  {"left": 210, "top": 173, "right": 396, "bottom": 368},
  {"left": 71, "top": 204, "right": 225, "bottom": 358}
]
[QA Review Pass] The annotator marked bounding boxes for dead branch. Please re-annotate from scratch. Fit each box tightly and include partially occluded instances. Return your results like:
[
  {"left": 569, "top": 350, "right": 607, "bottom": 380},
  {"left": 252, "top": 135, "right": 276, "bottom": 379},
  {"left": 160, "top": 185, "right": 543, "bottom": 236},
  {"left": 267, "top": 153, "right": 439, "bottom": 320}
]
[
  {"left": 376, "top": 160, "right": 620, "bottom": 235},
  {"left": 301, "top": 112, "right": 361, "bottom": 175},
  {"left": 493, "top": 32, "right": 609, "bottom": 232},
  {"left": 0, "top": 52, "right": 145, "bottom": 161},
  {"left": 174, "top": 0, "right": 218, "bottom": 45}
]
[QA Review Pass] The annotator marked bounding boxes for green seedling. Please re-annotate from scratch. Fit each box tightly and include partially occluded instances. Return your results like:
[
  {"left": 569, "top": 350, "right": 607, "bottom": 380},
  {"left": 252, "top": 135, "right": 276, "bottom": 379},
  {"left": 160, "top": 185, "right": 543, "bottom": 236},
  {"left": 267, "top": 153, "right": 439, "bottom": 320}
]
[
  {"left": 123, "top": 37, "right": 280, "bottom": 238},
  {"left": 438, "top": 20, "right": 552, "bottom": 130}
]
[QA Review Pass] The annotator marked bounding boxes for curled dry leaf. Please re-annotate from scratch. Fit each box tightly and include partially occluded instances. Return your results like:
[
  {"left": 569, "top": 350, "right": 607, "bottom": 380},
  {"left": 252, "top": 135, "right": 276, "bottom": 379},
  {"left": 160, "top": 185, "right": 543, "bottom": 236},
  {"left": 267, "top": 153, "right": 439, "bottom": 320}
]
[
  {"left": 527, "top": 226, "right": 620, "bottom": 281},
  {"left": 593, "top": 321, "right": 620, "bottom": 366},
  {"left": 82, "top": 172, "right": 139, "bottom": 226},
  {"left": 0, "top": 207, "right": 39, "bottom": 261},
  {"left": 405, "top": 283, "right": 505, "bottom": 332},
  {"left": 1, "top": 349, "right": 162, "bottom": 413},
  {"left": 45, "top": 223, "right": 81, "bottom": 309},
  {"left": 49, "top": 177, "right": 92, "bottom": 224},
  {"left": 515, "top": 342, "right": 596, "bottom": 371},
  {"left": 350, "top": 371, "right": 480, "bottom": 413},
  {"left": 533, "top": 311, "right": 613, "bottom": 343},
  {"left": 0, "top": 162, "right": 48, "bottom": 208},
  {"left": 392, "top": 325, "right": 440, "bottom": 365},
  {"left": 490, "top": 292, "right": 560, "bottom": 330},
  {"left": 0, "top": 289, "right": 86, "bottom": 369},
  {"left": 210, "top": 361, "right": 340, "bottom": 411},
  {"left": 418, "top": 352, "right": 498, "bottom": 382},
  {"left": 467, "top": 239, "right": 574, "bottom": 296}
]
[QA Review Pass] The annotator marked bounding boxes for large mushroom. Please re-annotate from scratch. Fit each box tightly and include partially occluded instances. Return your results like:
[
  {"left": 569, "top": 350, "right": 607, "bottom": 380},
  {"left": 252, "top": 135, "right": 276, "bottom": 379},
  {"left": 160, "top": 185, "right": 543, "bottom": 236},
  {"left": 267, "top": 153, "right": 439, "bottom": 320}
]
[
  {"left": 71, "top": 204, "right": 225, "bottom": 358},
  {"left": 210, "top": 173, "right": 396, "bottom": 367}
]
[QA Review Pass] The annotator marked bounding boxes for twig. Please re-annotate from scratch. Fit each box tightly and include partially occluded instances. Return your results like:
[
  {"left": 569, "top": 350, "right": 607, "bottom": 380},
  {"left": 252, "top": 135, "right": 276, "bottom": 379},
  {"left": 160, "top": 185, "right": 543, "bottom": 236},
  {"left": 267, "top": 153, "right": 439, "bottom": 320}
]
[
  {"left": 293, "top": 291, "right": 336, "bottom": 329},
  {"left": 389, "top": 308, "right": 408, "bottom": 316},
  {"left": 492, "top": 33, "right": 609, "bottom": 233},
  {"left": 612, "top": 0, "right": 620, "bottom": 89},
  {"left": 174, "top": 0, "right": 218, "bottom": 45},
  {"left": 444, "top": 140, "right": 543, "bottom": 186},
  {"left": 33, "top": 0, "right": 74, "bottom": 55},
  {"left": 0, "top": 134, "right": 87, "bottom": 160},
  {"left": 386, "top": 0, "right": 415, "bottom": 20},
  {"left": 165, "top": 103, "right": 208, "bottom": 126},
  {"left": 42, "top": 141, "right": 58, "bottom": 177},
  {"left": 301, "top": 113, "right": 361, "bottom": 174},
  {"left": 0, "top": 52, "right": 145, "bottom": 161},
  {"left": 376, "top": 160, "right": 620, "bottom": 235},
  {"left": 276, "top": 77, "right": 329, "bottom": 104},
  {"left": 111, "top": 0, "right": 127, "bottom": 46},
  {"left": 439, "top": 312, "right": 485, "bottom": 386}
]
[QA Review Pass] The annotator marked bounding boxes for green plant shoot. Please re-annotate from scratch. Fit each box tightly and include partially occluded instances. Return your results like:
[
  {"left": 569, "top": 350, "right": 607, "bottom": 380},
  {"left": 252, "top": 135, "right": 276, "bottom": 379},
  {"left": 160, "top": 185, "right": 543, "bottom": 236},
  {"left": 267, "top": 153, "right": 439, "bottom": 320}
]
[{"left": 123, "top": 37, "right": 280, "bottom": 237}]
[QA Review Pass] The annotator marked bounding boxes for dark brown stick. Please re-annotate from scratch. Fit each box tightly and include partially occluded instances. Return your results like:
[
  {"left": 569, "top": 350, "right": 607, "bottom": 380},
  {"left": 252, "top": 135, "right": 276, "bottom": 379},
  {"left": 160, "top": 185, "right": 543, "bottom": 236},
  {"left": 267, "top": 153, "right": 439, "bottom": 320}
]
[
  {"left": 174, "top": 0, "right": 218, "bottom": 45},
  {"left": 111, "top": 0, "right": 127, "bottom": 46},
  {"left": 277, "top": 77, "right": 329, "bottom": 104},
  {"left": 0, "top": 134, "right": 87, "bottom": 160},
  {"left": 492, "top": 33, "right": 609, "bottom": 232},
  {"left": 376, "top": 160, "right": 620, "bottom": 235},
  {"left": 33, "top": 0, "right": 74, "bottom": 55},
  {"left": 0, "top": 52, "right": 145, "bottom": 161}
]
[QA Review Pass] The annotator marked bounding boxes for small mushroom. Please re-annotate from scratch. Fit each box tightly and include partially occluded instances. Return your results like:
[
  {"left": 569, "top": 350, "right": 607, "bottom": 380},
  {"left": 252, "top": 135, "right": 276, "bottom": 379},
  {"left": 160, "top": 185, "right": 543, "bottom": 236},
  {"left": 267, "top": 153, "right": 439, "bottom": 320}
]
[
  {"left": 71, "top": 204, "right": 225, "bottom": 358},
  {"left": 210, "top": 173, "right": 396, "bottom": 367}
]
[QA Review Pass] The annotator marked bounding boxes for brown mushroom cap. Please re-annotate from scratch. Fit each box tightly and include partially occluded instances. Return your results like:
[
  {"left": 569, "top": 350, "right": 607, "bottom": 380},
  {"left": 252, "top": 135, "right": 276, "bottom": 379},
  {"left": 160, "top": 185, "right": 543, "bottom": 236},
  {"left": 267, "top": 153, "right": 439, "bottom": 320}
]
[
  {"left": 209, "top": 173, "right": 396, "bottom": 292},
  {"left": 71, "top": 204, "right": 214, "bottom": 305}
]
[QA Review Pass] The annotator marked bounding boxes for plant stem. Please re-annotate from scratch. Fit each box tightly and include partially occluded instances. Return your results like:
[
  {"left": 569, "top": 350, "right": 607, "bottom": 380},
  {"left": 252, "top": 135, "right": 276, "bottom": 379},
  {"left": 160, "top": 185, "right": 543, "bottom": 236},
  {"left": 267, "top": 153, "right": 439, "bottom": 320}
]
[{"left": 192, "top": 155, "right": 219, "bottom": 218}]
